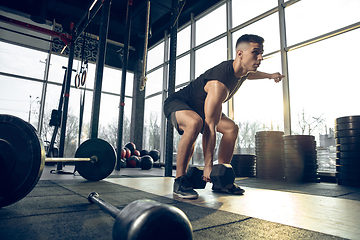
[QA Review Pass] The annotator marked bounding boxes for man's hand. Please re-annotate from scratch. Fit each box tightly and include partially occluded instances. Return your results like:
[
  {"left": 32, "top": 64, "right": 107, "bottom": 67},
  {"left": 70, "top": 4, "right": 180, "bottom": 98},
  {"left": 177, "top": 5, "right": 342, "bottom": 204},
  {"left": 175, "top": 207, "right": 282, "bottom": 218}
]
[{"left": 270, "top": 72, "right": 285, "bottom": 83}]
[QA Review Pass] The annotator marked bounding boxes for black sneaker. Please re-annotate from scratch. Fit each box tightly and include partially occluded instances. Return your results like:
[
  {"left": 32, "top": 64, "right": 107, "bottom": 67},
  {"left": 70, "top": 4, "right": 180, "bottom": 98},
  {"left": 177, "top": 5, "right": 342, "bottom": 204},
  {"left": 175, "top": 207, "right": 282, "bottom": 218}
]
[
  {"left": 212, "top": 183, "right": 245, "bottom": 195},
  {"left": 173, "top": 175, "right": 199, "bottom": 199}
]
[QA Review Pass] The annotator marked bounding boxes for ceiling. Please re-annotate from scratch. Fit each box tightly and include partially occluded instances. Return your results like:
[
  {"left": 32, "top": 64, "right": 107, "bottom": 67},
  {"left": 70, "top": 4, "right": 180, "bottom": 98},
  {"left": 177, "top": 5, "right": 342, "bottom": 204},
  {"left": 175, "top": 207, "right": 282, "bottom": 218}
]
[{"left": 0, "top": 0, "right": 222, "bottom": 51}]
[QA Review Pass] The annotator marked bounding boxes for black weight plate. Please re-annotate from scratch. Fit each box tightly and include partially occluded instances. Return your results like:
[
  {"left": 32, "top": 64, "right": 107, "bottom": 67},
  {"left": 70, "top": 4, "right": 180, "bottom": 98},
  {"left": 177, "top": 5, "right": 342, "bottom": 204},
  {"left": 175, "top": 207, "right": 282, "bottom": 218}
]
[
  {"left": 283, "top": 135, "right": 315, "bottom": 140},
  {"left": 335, "top": 130, "right": 360, "bottom": 138},
  {"left": 336, "top": 137, "right": 360, "bottom": 144},
  {"left": 336, "top": 172, "right": 360, "bottom": 181},
  {"left": 255, "top": 137, "right": 283, "bottom": 141},
  {"left": 256, "top": 131, "right": 284, "bottom": 135},
  {"left": 285, "top": 162, "right": 318, "bottom": 168},
  {"left": 256, "top": 167, "right": 284, "bottom": 173},
  {"left": 231, "top": 163, "right": 256, "bottom": 169},
  {"left": 284, "top": 168, "right": 318, "bottom": 175},
  {"left": 232, "top": 154, "right": 255, "bottom": 159},
  {"left": 255, "top": 138, "right": 283, "bottom": 143},
  {"left": 336, "top": 151, "right": 360, "bottom": 159},
  {"left": 336, "top": 165, "right": 360, "bottom": 173},
  {"left": 336, "top": 158, "right": 360, "bottom": 166},
  {"left": 284, "top": 148, "right": 316, "bottom": 153},
  {"left": 284, "top": 151, "right": 317, "bottom": 157},
  {"left": 255, "top": 147, "right": 283, "bottom": 153},
  {"left": 255, "top": 152, "right": 283, "bottom": 158},
  {"left": 233, "top": 166, "right": 256, "bottom": 171},
  {"left": 0, "top": 115, "right": 45, "bottom": 208},
  {"left": 337, "top": 179, "right": 360, "bottom": 187},
  {"left": 336, "top": 144, "right": 360, "bottom": 152},
  {"left": 255, "top": 143, "right": 283, "bottom": 149},
  {"left": 335, "top": 122, "right": 360, "bottom": 131},
  {"left": 75, "top": 138, "right": 116, "bottom": 181},
  {"left": 283, "top": 139, "right": 316, "bottom": 145},
  {"left": 284, "top": 156, "right": 317, "bottom": 162},
  {"left": 335, "top": 115, "right": 360, "bottom": 124}
]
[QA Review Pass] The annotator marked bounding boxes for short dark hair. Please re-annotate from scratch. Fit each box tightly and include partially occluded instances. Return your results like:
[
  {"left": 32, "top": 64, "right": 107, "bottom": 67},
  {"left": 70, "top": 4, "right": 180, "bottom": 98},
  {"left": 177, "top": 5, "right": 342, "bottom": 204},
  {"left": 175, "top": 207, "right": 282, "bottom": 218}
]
[{"left": 235, "top": 34, "right": 264, "bottom": 49}]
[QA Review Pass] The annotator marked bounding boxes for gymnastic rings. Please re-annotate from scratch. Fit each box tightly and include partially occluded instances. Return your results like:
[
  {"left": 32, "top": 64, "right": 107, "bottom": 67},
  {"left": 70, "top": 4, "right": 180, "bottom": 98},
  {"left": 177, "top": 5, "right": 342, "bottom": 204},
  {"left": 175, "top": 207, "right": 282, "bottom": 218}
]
[{"left": 75, "top": 60, "right": 88, "bottom": 89}]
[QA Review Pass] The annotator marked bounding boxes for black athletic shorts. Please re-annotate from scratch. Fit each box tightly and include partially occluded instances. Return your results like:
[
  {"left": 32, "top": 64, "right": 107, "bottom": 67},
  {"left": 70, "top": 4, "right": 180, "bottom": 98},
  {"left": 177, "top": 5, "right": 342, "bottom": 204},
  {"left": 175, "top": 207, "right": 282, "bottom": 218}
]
[{"left": 163, "top": 97, "right": 204, "bottom": 135}]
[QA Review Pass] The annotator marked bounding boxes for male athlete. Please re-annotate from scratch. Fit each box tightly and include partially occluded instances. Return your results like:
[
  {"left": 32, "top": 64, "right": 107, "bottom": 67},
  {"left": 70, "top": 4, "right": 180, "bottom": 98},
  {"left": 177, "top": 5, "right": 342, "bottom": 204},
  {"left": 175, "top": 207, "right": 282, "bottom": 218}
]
[{"left": 164, "top": 34, "right": 285, "bottom": 199}]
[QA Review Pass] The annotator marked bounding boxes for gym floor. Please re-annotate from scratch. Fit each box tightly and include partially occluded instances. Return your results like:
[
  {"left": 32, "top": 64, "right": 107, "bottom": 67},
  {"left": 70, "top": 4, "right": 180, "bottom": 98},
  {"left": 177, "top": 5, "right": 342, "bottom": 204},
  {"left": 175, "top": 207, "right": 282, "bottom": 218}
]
[{"left": 1, "top": 164, "right": 359, "bottom": 240}]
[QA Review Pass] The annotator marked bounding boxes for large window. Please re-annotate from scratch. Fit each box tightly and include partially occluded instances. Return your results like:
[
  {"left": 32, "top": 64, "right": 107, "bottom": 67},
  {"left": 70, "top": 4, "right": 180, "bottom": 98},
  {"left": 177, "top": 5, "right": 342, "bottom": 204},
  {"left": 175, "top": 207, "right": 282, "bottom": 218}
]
[
  {"left": 232, "top": 0, "right": 277, "bottom": 28},
  {"left": 195, "top": 4, "right": 226, "bottom": 46},
  {"left": 232, "top": 13, "right": 280, "bottom": 56},
  {"left": 195, "top": 37, "right": 227, "bottom": 78},
  {"left": 285, "top": 0, "right": 360, "bottom": 46},
  {"left": 287, "top": 28, "right": 360, "bottom": 135}
]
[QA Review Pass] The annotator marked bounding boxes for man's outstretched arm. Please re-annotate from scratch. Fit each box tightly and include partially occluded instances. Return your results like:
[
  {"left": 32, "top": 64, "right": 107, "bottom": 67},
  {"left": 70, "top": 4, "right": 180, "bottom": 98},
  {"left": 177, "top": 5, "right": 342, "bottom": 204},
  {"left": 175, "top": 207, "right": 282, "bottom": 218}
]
[{"left": 247, "top": 71, "right": 285, "bottom": 83}]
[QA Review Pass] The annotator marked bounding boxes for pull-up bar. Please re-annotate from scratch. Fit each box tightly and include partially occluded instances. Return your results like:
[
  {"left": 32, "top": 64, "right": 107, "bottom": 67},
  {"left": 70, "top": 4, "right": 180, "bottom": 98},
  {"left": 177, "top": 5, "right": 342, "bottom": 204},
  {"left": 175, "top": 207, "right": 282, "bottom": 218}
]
[{"left": 0, "top": 15, "right": 72, "bottom": 45}]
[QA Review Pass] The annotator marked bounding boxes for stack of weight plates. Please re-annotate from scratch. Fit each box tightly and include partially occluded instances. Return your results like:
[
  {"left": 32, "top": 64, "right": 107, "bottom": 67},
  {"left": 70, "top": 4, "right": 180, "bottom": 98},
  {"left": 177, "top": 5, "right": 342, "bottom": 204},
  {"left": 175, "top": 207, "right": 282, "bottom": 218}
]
[
  {"left": 335, "top": 115, "right": 360, "bottom": 187},
  {"left": 231, "top": 154, "right": 256, "bottom": 177},
  {"left": 255, "top": 131, "right": 284, "bottom": 180},
  {"left": 283, "top": 135, "right": 319, "bottom": 182}
]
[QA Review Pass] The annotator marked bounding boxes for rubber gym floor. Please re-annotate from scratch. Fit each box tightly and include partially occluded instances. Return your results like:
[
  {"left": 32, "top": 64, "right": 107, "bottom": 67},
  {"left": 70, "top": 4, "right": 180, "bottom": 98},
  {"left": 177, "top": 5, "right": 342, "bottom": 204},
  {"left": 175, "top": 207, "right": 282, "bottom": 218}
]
[{"left": 1, "top": 165, "right": 359, "bottom": 240}]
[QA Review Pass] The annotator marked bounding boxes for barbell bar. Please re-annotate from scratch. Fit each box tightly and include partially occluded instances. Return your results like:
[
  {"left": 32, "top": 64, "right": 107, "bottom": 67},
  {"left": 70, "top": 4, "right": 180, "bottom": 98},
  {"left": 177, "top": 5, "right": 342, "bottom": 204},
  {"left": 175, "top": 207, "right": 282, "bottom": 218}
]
[
  {"left": 45, "top": 157, "right": 97, "bottom": 163},
  {"left": 0, "top": 114, "right": 116, "bottom": 208},
  {"left": 88, "top": 192, "right": 193, "bottom": 240}
]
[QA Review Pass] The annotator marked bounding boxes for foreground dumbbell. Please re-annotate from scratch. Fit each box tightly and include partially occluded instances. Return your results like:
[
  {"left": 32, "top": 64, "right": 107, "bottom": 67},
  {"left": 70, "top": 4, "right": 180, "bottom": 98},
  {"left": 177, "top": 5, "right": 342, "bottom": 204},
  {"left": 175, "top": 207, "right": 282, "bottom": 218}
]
[
  {"left": 88, "top": 192, "right": 193, "bottom": 240},
  {"left": 186, "top": 164, "right": 235, "bottom": 190}
]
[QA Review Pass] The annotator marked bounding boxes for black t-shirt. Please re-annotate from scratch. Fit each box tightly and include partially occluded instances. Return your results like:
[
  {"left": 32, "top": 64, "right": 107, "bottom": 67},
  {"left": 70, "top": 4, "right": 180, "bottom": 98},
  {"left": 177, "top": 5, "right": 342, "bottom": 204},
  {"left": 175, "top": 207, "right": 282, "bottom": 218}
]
[{"left": 164, "top": 60, "right": 248, "bottom": 119}]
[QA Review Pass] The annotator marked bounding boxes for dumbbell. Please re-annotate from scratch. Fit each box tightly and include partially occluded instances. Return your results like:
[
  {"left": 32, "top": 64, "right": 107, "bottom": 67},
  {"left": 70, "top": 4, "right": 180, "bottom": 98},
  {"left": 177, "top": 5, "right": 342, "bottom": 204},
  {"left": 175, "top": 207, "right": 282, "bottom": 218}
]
[
  {"left": 88, "top": 192, "right": 193, "bottom": 240},
  {"left": 186, "top": 164, "right": 236, "bottom": 190}
]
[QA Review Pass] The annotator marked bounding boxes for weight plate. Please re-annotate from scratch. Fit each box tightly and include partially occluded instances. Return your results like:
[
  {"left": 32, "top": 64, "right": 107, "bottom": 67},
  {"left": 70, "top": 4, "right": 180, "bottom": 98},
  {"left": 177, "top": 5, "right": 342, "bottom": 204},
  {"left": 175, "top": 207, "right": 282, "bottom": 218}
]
[
  {"left": 336, "top": 165, "right": 360, "bottom": 173},
  {"left": 284, "top": 168, "right": 318, "bottom": 175},
  {"left": 335, "top": 115, "right": 360, "bottom": 124},
  {"left": 285, "top": 162, "right": 318, "bottom": 168},
  {"left": 75, "top": 138, "right": 116, "bottom": 181},
  {"left": 336, "top": 144, "right": 360, "bottom": 152},
  {"left": 336, "top": 151, "right": 360, "bottom": 159},
  {"left": 256, "top": 131, "right": 284, "bottom": 135},
  {"left": 335, "top": 130, "right": 360, "bottom": 138},
  {"left": 255, "top": 152, "right": 283, "bottom": 158},
  {"left": 283, "top": 138, "right": 316, "bottom": 144},
  {"left": 232, "top": 154, "right": 255, "bottom": 159},
  {"left": 335, "top": 122, "right": 360, "bottom": 131},
  {"left": 231, "top": 163, "right": 256, "bottom": 169},
  {"left": 336, "top": 137, "right": 360, "bottom": 144},
  {"left": 283, "top": 135, "right": 315, "bottom": 140},
  {"left": 0, "top": 115, "right": 45, "bottom": 208},
  {"left": 336, "top": 158, "right": 360, "bottom": 166},
  {"left": 284, "top": 151, "right": 316, "bottom": 156},
  {"left": 337, "top": 179, "right": 360, "bottom": 187}
]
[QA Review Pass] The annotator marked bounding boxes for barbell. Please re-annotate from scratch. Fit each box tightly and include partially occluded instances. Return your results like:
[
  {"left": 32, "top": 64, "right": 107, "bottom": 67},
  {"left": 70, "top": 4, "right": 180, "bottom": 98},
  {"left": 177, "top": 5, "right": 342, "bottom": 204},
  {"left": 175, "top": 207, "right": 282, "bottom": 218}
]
[
  {"left": 88, "top": 192, "right": 193, "bottom": 240},
  {"left": 0, "top": 114, "right": 116, "bottom": 208}
]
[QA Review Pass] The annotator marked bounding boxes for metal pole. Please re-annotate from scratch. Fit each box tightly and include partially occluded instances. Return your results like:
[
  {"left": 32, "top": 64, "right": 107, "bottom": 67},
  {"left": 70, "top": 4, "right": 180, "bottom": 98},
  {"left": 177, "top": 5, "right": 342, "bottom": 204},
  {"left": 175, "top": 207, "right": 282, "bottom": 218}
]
[
  {"left": 58, "top": 23, "right": 75, "bottom": 159},
  {"left": 278, "top": 0, "right": 291, "bottom": 135},
  {"left": 90, "top": 0, "right": 112, "bottom": 138},
  {"left": 226, "top": 0, "right": 234, "bottom": 119},
  {"left": 165, "top": 0, "right": 180, "bottom": 177},
  {"left": 116, "top": 0, "right": 133, "bottom": 170},
  {"left": 38, "top": 19, "right": 55, "bottom": 135},
  {"left": 160, "top": 30, "right": 169, "bottom": 165}
]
